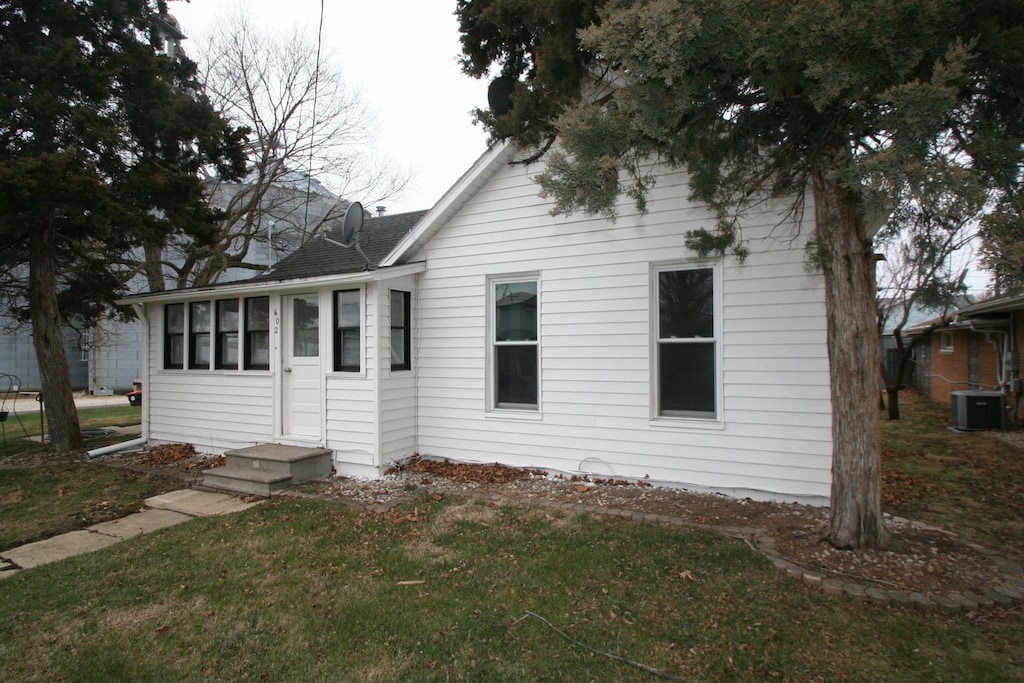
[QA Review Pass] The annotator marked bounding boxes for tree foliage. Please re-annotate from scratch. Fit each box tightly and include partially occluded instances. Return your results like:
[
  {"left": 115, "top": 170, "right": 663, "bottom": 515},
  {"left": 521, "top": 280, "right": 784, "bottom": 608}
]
[
  {"left": 979, "top": 192, "right": 1024, "bottom": 295},
  {"left": 0, "top": 0, "right": 246, "bottom": 450},
  {"left": 458, "top": 0, "right": 1024, "bottom": 548}
]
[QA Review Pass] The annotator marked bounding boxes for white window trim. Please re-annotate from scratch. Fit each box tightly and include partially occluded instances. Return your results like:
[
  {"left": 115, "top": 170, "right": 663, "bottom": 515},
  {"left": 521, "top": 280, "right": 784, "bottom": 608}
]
[
  {"left": 650, "top": 260, "right": 724, "bottom": 425},
  {"left": 486, "top": 273, "right": 542, "bottom": 417}
]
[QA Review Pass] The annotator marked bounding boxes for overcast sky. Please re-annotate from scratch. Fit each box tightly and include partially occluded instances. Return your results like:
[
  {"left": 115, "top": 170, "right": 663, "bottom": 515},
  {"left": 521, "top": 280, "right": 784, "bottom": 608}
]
[
  {"left": 167, "top": 1, "right": 990, "bottom": 294},
  {"left": 168, "top": 0, "right": 490, "bottom": 215}
]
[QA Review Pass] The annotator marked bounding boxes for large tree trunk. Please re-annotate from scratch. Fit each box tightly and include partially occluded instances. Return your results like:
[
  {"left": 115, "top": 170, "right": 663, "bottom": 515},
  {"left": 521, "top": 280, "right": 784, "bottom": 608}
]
[
  {"left": 143, "top": 242, "right": 167, "bottom": 293},
  {"left": 813, "top": 169, "right": 886, "bottom": 550},
  {"left": 29, "top": 217, "right": 82, "bottom": 452}
]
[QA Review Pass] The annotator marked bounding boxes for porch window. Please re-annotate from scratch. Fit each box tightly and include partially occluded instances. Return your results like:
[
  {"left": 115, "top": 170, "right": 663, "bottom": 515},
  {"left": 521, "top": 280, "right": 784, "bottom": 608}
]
[
  {"left": 188, "top": 301, "right": 211, "bottom": 369},
  {"left": 164, "top": 303, "right": 184, "bottom": 369},
  {"left": 244, "top": 297, "right": 270, "bottom": 370},
  {"left": 333, "top": 289, "right": 360, "bottom": 372},
  {"left": 492, "top": 279, "right": 539, "bottom": 410},
  {"left": 655, "top": 265, "right": 718, "bottom": 419},
  {"left": 215, "top": 299, "right": 239, "bottom": 370},
  {"left": 390, "top": 290, "right": 411, "bottom": 371}
]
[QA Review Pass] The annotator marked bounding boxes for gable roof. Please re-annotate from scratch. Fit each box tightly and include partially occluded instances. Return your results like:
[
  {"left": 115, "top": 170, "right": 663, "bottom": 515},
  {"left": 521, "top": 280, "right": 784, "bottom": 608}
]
[
  {"left": 380, "top": 142, "right": 515, "bottom": 267},
  {"left": 252, "top": 209, "right": 428, "bottom": 283}
]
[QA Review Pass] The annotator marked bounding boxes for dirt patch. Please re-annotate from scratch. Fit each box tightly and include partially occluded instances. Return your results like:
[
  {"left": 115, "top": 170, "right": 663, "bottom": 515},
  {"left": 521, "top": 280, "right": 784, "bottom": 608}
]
[
  {"left": 99, "top": 444, "right": 223, "bottom": 486},
  {"left": 91, "top": 447, "right": 1019, "bottom": 599},
  {"left": 290, "top": 458, "right": 1015, "bottom": 598}
]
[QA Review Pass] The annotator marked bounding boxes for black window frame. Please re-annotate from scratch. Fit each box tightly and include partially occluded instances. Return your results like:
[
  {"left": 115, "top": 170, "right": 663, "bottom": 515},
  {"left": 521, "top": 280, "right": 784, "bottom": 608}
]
[
  {"left": 164, "top": 303, "right": 185, "bottom": 369},
  {"left": 244, "top": 296, "right": 270, "bottom": 371},
  {"left": 215, "top": 298, "right": 240, "bottom": 370},
  {"left": 188, "top": 301, "right": 211, "bottom": 370},
  {"left": 333, "top": 289, "right": 361, "bottom": 372},
  {"left": 390, "top": 289, "right": 412, "bottom": 372}
]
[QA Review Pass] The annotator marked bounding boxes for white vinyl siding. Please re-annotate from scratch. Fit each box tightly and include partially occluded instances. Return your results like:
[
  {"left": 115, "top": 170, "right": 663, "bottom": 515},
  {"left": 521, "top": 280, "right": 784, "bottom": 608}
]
[
  {"left": 146, "top": 306, "right": 274, "bottom": 451},
  {"left": 380, "top": 276, "right": 418, "bottom": 464},
  {"left": 413, "top": 160, "right": 831, "bottom": 504}
]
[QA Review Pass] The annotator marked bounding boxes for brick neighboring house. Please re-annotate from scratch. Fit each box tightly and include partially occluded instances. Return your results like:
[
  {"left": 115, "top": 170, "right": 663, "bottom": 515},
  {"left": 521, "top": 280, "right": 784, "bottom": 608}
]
[{"left": 910, "top": 293, "right": 1024, "bottom": 424}]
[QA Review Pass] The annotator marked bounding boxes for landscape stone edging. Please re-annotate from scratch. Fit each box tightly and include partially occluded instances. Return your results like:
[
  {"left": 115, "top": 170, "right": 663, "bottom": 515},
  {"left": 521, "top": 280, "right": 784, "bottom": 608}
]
[{"left": 406, "top": 485, "right": 1024, "bottom": 613}]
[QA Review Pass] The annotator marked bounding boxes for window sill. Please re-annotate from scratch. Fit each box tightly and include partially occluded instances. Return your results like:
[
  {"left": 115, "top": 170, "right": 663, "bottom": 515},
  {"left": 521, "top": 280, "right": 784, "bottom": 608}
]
[
  {"left": 486, "top": 407, "right": 543, "bottom": 421},
  {"left": 649, "top": 416, "right": 725, "bottom": 431},
  {"left": 328, "top": 370, "right": 367, "bottom": 379},
  {"left": 158, "top": 368, "right": 271, "bottom": 375}
]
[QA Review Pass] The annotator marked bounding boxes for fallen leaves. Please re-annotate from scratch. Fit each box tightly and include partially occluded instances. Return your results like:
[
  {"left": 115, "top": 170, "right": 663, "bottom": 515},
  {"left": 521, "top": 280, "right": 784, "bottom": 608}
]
[{"left": 388, "top": 455, "right": 545, "bottom": 485}]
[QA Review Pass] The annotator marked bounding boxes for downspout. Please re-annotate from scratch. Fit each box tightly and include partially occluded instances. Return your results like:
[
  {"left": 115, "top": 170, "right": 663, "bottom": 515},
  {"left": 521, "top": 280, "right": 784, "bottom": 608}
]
[
  {"left": 87, "top": 302, "right": 150, "bottom": 460},
  {"left": 964, "top": 319, "right": 1009, "bottom": 390}
]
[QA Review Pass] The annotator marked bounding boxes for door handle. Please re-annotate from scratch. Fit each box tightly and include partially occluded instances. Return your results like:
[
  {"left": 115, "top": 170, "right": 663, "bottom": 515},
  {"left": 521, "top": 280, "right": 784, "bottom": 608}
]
[{"left": 284, "top": 367, "right": 292, "bottom": 373}]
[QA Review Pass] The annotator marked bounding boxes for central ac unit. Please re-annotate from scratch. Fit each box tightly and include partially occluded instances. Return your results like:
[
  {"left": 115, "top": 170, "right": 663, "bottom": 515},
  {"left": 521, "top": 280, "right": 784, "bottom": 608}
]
[{"left": 951, "top": 391, "right": 1005, "bottom": 430}]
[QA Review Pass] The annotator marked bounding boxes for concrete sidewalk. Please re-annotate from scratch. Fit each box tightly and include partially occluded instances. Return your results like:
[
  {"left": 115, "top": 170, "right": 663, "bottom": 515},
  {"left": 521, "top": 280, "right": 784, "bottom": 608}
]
[
  {"left": 0, "top": 489, "right": 258, "bottom": 579},
  {"left": 2, "top": 391, "right": 132, "bottom": 416}
]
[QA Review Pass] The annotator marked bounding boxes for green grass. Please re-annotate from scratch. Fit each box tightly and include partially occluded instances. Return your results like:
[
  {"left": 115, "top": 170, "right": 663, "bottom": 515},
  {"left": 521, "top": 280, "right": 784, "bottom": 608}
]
[
  {"left": 0, "top": 405, "right": 142, "bottom": 458},
  {"left": 0, "top": 405, "right": 163, "bottom": 550},
  {"left": 2, "top": 497, "right": 1022, "bottom": 682},
  {"left": 881, "top": 391, "right": 1024, "bottom": 560},
  {"left": 1, "top": 393, "right": 1022, "bottom": 680},
  {"left": 0, "top": 460, "right": 176, "bottom": 551}
]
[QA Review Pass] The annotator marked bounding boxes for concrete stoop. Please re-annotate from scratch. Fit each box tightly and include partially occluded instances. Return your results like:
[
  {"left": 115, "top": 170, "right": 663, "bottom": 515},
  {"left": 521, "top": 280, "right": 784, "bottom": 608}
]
[{"left": 201, "top": 444, "right": 332, "bottom": 497}]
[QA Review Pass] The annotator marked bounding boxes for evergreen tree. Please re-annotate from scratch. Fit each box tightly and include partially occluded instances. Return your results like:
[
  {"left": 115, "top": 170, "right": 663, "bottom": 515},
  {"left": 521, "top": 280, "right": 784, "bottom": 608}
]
[
  {"left": 0, "top": 0, "right": 246, "bottom": 451},
  {"left": 979, "top": 193, "right": 1024, "bottom": 295},
  {"left": 458, "top": 0, "right": 1024, "bottom": 548}
]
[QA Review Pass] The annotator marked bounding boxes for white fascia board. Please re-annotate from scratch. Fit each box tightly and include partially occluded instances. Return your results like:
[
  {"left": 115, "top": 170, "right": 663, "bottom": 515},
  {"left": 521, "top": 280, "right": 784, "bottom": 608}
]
[
  {"left": 115, "top": 262, "right": 426, "bottom": 306},
  {"left": 379, "top": 141, "right": 515, "bottom": 268}
]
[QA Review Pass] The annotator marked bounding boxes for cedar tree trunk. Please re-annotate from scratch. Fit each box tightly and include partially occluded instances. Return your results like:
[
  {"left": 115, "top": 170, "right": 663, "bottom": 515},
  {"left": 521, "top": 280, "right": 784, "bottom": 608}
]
[
  {"left": 814, "top": 168, "right": 886, "bottom": 550},
  {"left": 28, "top": 217, "right": 82, "bottom": 452}
]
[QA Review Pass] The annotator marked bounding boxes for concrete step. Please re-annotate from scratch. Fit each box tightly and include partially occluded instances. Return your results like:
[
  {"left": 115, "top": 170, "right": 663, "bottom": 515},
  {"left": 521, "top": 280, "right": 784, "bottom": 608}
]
[
  {"left": 201, "top": 466, "right": 292, "bottom": 497},
  {"left": 223, "top": 444, "right": 332, "bottom": 480}
]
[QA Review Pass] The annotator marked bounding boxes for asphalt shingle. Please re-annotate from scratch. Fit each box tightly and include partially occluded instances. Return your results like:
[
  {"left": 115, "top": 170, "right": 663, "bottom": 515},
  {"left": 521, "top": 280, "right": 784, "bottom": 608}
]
[{"left": 251, "top": 209, "right": 427, "bottom": 282}]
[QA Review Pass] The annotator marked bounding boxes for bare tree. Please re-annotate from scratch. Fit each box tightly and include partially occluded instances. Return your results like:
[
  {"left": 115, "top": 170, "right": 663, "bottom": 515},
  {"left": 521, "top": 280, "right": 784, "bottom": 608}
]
[
  {"left": 139, "top": 13, "right": 409, "bottom": 290},
  {"left": 875, "top": 163, "right": 983, "bottom": 419}
]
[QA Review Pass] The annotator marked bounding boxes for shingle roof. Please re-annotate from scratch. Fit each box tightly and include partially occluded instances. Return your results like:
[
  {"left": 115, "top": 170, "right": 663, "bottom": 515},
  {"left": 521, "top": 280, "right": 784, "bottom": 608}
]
[{"left": 251, "top": 210, "right": 428, "bottom": 283}]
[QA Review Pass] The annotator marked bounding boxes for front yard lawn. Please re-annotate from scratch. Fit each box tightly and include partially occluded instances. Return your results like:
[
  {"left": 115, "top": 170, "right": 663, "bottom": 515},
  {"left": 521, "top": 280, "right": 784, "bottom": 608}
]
[{"left": 2, "top": 496, "right": 1022, "bottom": 682}]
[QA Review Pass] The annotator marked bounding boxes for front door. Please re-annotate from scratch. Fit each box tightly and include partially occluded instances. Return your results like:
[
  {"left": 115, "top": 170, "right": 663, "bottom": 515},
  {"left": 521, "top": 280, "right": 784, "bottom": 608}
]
[{"left": 282, "top": 293, "right": 322, "bottom": 439}]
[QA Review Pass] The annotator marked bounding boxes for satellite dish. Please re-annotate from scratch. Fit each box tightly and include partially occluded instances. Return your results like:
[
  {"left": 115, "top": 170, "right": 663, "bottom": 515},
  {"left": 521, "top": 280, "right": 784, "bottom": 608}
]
[
  {"left": 340, "top": 201, "right": 364, "bottom": 245},
  {"left": 322, "top": 201, "right": 372, "bottom": 270},
  {"left": 488, "top": 76, "right": 515, "bottom": 117}
]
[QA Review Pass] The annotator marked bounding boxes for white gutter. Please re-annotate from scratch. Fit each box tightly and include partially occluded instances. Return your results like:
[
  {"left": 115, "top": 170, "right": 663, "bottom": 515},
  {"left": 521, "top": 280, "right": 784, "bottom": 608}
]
[
  {"left": 115, "top": 262, "right": 426, "bottom": 306},
  {"left": 87, "top": 302, "right": 151, "bottom": 460}
]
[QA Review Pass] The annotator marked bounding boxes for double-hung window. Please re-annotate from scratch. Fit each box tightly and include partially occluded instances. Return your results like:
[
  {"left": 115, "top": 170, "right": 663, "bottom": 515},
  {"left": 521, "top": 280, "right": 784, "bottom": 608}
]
[
  {"left": 244, "top": 297, "right": 270, "bottom": 370},
  {"left": 215, "top": 299, "right": 239, "bottom": 370},
  {"left": 164, "top": 303, "right": 184, "bottom": 369},
  {"left": 655, "top": 265, "right": 718, "bottom": 419},
  {"left": 334, "top": 289, "right": 361, "bottom": 372},
  {"left": 390, "top": 290, "right": 411, "bottom": 371},
  {"left": 492, "top": 278, "right": 539, "bottom": 410},
  {"left": 188, "top": 301, "right": 211, "bottom": 369}
]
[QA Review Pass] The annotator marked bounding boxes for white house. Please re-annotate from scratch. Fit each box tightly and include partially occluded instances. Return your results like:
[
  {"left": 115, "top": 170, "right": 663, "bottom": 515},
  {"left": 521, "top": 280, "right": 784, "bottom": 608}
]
[{"left": 120, "top": 143, "right": 832, "bottom": 505}]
